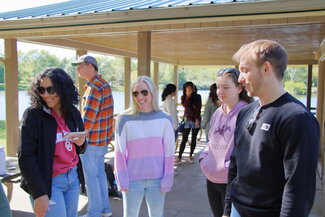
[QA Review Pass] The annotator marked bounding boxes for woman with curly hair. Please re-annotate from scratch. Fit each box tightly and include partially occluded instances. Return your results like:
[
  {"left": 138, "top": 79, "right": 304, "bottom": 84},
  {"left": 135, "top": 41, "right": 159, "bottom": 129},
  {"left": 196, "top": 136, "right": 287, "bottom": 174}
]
[{"left": 19, "top": 68, "right": 87, "bottom": 217}]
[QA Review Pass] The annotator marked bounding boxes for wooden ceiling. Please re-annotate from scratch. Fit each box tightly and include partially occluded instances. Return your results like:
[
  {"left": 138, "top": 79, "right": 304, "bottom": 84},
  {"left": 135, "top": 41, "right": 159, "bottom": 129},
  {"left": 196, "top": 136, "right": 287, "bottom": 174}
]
[{"left": 68, "top": 23, "right": 324, "bottom": 65}]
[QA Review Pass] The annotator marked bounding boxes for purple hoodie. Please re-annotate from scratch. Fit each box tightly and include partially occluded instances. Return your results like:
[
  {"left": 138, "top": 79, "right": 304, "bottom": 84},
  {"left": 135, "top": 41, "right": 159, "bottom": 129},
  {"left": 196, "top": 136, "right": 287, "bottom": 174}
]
[{"left": 199, "top": 101, "right": 247, "bottom": 183}]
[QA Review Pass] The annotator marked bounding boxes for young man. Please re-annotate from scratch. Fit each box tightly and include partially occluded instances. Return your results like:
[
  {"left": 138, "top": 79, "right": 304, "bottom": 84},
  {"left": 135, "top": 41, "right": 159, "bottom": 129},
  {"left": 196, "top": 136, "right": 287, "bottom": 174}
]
[
  {"left": 225, "top": 40, "right": 320, "bottom": 217},
  {"left": 72, "top": 55, "right": 114, "bottom": 217}
]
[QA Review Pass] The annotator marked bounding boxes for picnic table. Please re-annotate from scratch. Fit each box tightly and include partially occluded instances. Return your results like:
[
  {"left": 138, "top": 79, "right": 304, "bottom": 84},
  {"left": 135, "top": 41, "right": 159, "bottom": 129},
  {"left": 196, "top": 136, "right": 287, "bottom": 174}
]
[{"left": 0, "top": 157, "right": 21, "bottom": 202}]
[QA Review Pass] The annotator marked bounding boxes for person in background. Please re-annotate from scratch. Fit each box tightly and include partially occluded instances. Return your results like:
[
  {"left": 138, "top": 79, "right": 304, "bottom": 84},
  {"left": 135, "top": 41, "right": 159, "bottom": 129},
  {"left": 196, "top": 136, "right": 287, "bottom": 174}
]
[
  {"left": 175, "top": 81, "right": 202, "bottom": 164},
  {"left": 114, "top": 76, "right": 175, "bottom": 217},
  {"left": 161, "top": 83, "right": 179, "bottom": 138},
  {"left": 201, "top": 83, "right": 219, "bottom": 142},
  {"left": 199, "top": 68, "right": 252, "bottom": 217},
  {"left": 226, "top": 39, "right": 319, "bottom": 217},
  {"left": 0, "top": 180, "right": 12, "bottom": 217},
  {"left": 72, "top": 55, "right": 114, "bottom": 217},
  {"left": 19, "top": 68, "right": 86, "bottom": 217}
]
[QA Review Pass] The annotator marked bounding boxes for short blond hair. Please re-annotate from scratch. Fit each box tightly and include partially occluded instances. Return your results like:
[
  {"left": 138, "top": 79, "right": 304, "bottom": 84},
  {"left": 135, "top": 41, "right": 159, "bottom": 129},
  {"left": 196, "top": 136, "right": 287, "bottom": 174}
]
[{"left": 233, "top": 39, "right": 288, "bottom": 79}]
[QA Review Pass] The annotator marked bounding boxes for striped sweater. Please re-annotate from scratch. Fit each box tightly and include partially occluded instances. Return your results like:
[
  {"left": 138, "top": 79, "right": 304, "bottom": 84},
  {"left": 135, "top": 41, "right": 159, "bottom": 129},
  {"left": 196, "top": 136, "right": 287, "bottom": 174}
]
[{"left": 114, "top": 111, "right": 175, "bottom": 192}]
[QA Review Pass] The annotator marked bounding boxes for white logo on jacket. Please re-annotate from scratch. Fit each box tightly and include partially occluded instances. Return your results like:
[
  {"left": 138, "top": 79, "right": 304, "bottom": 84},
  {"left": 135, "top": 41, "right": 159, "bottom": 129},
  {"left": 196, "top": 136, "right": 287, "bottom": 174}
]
[{"left": 261, "top": 123, "right": 270, "bottom": 131}]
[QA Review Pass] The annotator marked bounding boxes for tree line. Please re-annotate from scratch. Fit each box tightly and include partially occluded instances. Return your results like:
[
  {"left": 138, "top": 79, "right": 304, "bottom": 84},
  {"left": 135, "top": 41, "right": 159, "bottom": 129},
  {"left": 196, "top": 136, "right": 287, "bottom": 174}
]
[{"left": 0, "top": 49, "right": 319, "bottom": 95}]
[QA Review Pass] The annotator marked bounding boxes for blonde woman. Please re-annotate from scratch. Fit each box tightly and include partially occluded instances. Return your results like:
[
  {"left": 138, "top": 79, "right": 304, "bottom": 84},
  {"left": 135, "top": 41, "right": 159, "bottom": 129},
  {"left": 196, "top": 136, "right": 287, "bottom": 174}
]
[{"left": 114, "top": 76, "right": 175, "bottom": 217}]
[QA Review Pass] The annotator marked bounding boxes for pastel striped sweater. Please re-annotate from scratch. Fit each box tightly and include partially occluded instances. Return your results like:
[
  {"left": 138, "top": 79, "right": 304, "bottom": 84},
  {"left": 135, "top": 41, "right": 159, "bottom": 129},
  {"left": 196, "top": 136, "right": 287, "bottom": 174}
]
[{"left": 114, "top": 111, "right": 175, "bottom": 192}]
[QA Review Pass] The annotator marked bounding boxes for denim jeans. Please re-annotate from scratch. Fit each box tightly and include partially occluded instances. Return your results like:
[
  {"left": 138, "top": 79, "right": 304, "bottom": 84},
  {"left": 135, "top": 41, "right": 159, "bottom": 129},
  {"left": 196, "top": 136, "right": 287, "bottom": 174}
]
[
  {"left": 122, "top": 179, "right": 166, "bottom": 217},
  {"left": 0, "top": 180, "right": 12, "bottom": 217},
  {"left": 230, "top": 204, "right": 241, "bottom": 217},
  {"left": 30, "top": 166, "right": 80, "bottom": 217},
  {"left": 80, "top": 145, "right": 111, "bottom": 217}
]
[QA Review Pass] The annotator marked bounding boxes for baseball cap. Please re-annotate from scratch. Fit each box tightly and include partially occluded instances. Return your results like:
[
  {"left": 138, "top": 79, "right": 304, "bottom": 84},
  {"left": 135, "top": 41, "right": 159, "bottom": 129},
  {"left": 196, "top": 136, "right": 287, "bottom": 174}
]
[{"left": 71, "top": 55, "right": 98, "bottom": 69}]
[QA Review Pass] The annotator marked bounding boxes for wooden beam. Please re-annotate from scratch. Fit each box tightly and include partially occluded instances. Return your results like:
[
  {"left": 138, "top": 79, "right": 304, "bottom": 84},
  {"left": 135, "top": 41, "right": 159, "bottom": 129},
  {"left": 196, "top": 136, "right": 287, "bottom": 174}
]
[
  {"left": 4, "top": 39, "right": 19, "bottom": 157},
  {"left": 124, "top": 57, "right": 131, "bottom": 110},
  {"left": 30, "top": 38, "right": 138, "bottom": 59},
  {"left": 25, "top": 39, "right": 176, "bottom": 65},
  {"left": 137, "top": 32, "right": 151, "bottom": 77}
]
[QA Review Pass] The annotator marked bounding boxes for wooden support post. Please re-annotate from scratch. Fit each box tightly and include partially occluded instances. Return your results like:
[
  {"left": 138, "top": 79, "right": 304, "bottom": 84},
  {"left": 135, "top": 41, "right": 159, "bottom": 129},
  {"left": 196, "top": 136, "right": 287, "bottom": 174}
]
[
  {"left": 154, "top": 62, "right": 159, "bottom": 98},
  {"left": 306, "top": 64, "right": 313, "bottom": 111},
  {"left": 75, "top": 50, "right": 87, "bottom": 111},
  {"left": 137, "top": 32, "right": 151, "bottom": 77},
  {"left": 316, "top": 60, "right": 325, "bottom": 178},
  {"left": 173, "top": 65, "right": 178, "bottom": 104},
  {"left": 124, "top": 57, "right": 131, "bottom": 110},
  {"left": 4, "top": 39, "right": 19, "bottom": 157}
]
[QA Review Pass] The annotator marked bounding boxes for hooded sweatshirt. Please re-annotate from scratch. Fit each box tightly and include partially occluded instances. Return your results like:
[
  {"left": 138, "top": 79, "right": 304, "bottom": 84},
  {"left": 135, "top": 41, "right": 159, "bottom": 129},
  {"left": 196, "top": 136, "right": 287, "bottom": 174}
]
[{"left": 199, "top": 101, "right": 247, "bottom": 183}]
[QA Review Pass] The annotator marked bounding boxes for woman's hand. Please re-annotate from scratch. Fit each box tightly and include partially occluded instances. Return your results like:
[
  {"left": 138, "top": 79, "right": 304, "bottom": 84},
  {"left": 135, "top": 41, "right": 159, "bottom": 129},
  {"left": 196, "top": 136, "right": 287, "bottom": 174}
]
[
  {"left": 33, "top": 195, "right": 49, "bottom": 217},
  {"left": 195, "top": 119, "right": 200, "bottom": 126},
  {"left": 120, "top": 189, "right": 129, "bottom": 193},
  {"left": 71, "top": 133, "right": 86, "bottom": 147}
]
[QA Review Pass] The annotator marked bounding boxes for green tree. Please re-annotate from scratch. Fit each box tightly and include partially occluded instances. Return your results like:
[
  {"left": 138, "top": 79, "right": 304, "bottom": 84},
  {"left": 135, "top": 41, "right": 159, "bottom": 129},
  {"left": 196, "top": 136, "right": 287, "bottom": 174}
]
[{"left": 19, "top": 50, "right": 61, "bottom": 84}]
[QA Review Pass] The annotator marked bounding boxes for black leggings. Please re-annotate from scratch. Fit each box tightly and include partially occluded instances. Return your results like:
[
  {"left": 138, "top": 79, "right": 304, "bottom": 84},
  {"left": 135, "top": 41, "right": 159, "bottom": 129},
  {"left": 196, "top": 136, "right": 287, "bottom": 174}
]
[
  {"left": 207, "top": 180, "right": 227, "bottom": 217},
  {"left": 178, "top": 127, "right": 200, "bottom": 159}
]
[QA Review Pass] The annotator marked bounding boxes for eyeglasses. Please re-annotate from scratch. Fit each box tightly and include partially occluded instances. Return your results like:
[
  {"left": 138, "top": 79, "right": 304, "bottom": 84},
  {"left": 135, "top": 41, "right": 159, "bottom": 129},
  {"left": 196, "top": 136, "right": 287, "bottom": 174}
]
[
  {"left": 132, "top": 90, "right": 149, "bottom": 97},
  {"left": 37, "top": 86, "right": 56, "bottom": 95},
  {"left": 245, "top": 106, "right": 261, "bottom": 133},
  {"left": 217, "top": 68, "right": 240, "bottom": 78}
]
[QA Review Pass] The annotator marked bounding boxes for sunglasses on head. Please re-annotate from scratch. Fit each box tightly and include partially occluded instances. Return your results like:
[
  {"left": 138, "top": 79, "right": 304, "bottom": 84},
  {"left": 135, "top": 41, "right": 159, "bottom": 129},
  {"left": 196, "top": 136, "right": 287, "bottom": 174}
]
[
  {"left": 37, "top": 86, "right": 56, "bottom": 95},
  {"left": 245, "top": 106, "right": 261, "bottom": 133},
  {"left": 132, "top": 90, "right": 149, "bottom": 97},
  {"left": 217, "top": 68, "right": 240, "bottom": 78}
]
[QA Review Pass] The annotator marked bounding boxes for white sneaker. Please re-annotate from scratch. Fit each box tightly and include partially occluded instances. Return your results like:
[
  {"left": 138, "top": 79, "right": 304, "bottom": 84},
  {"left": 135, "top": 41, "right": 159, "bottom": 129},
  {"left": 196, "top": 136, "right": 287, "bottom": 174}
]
[
  {"left": 187, "top": 157, "right": 194, "bottom": 164},
  {"left": 102, "top": 212, "right": 113, "bottom": 217}
]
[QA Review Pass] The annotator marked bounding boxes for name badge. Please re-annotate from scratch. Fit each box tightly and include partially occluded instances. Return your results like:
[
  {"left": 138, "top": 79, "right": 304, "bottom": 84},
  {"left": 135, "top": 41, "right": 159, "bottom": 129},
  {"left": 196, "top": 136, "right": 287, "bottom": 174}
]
[{"left": 261, "top": 123, "right": 270, "bottom": 131}]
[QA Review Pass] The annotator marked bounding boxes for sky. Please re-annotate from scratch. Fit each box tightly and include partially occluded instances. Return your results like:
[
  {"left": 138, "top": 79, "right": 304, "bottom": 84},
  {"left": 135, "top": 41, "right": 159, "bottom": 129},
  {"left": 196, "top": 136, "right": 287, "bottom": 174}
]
[
  {"left": 0, "top": 0, "right": 67, "bottom": 13},
  {"left": 0, "top": 0, "right": 80, "bottom": 59}
]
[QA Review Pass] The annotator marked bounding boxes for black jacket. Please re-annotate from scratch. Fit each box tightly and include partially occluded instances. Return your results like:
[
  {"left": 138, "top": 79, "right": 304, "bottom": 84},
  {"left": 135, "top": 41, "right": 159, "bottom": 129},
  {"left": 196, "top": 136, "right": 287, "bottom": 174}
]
[
  {"left": 226, "top": 93, "right": 319, "bottom": 217},
  {"left": 18, "top": 106, "right": 87, "bottom": 200}
]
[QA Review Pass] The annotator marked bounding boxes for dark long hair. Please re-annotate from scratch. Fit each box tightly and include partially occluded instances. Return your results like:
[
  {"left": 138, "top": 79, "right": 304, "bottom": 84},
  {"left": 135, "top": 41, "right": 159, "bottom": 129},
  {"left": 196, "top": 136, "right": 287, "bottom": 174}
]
[
  {"left": 208, "top": 83, "right": 218, "bottom": 105},
  {"left": 28, "top": 67, "right": 79, "bottom": 115},
  {"left": 181, "top": 81, "right": 198, "bottom": 105},
  {"left": 216, "top": 68, "right": 253, "bottom": 104},
  {"left": 161, "top": 83, "right": 177, "bottom": 101}
]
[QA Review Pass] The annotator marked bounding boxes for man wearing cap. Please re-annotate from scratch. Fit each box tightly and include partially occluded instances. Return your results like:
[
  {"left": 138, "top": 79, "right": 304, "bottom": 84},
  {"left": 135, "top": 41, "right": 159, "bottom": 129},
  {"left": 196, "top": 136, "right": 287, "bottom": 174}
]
[{"left": 72, "top": 55, "right": 114, "bottom": 217}]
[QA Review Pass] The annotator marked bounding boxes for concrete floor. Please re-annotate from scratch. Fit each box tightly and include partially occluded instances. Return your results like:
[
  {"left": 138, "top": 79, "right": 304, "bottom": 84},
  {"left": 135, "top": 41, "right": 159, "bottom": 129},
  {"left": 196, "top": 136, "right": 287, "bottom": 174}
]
[{"left": 6, "top": 140, "right": 325, "bottom": 217}]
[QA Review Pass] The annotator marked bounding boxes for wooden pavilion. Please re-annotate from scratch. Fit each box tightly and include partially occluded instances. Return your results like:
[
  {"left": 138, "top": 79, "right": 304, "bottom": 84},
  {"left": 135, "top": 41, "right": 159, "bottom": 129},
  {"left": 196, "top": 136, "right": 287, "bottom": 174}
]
[{"left": 0, "top": 0, "right": 324, "bottom": 174}]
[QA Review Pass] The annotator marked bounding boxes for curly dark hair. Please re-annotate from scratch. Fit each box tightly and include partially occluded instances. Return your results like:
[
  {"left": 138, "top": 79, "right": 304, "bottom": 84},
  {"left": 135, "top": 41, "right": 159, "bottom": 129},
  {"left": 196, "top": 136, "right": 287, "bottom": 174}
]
[
  {"left": 161, "top": 83, "right": 177, "bottom": 101},
  {"left": 28, "top": 68, "right": 79, "bottom": 115}
]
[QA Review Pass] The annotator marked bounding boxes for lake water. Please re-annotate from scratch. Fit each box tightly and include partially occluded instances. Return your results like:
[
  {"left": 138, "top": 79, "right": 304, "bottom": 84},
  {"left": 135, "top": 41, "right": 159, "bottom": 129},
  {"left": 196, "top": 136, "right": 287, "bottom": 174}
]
[{"left": 0, "top": 90, "right": 317, "bottom": 120}]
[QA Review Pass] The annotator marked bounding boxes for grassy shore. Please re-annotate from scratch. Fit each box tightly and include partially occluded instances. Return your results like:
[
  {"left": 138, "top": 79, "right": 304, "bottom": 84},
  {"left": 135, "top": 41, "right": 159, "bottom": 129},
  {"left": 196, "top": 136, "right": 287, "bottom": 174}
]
[{"left": 0, "top": 120, "right": 6, "bottom": 152}]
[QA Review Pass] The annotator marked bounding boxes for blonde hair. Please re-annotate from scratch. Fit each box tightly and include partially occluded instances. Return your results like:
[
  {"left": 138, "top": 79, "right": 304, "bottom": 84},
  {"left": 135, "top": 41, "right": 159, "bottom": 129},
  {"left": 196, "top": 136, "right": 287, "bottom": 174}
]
[
  {"left": 122, "top": 76, "right": 159, "bottom": 116},
  {"left": 233, "top": 39, "right": 288, "bottom": 79}
]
